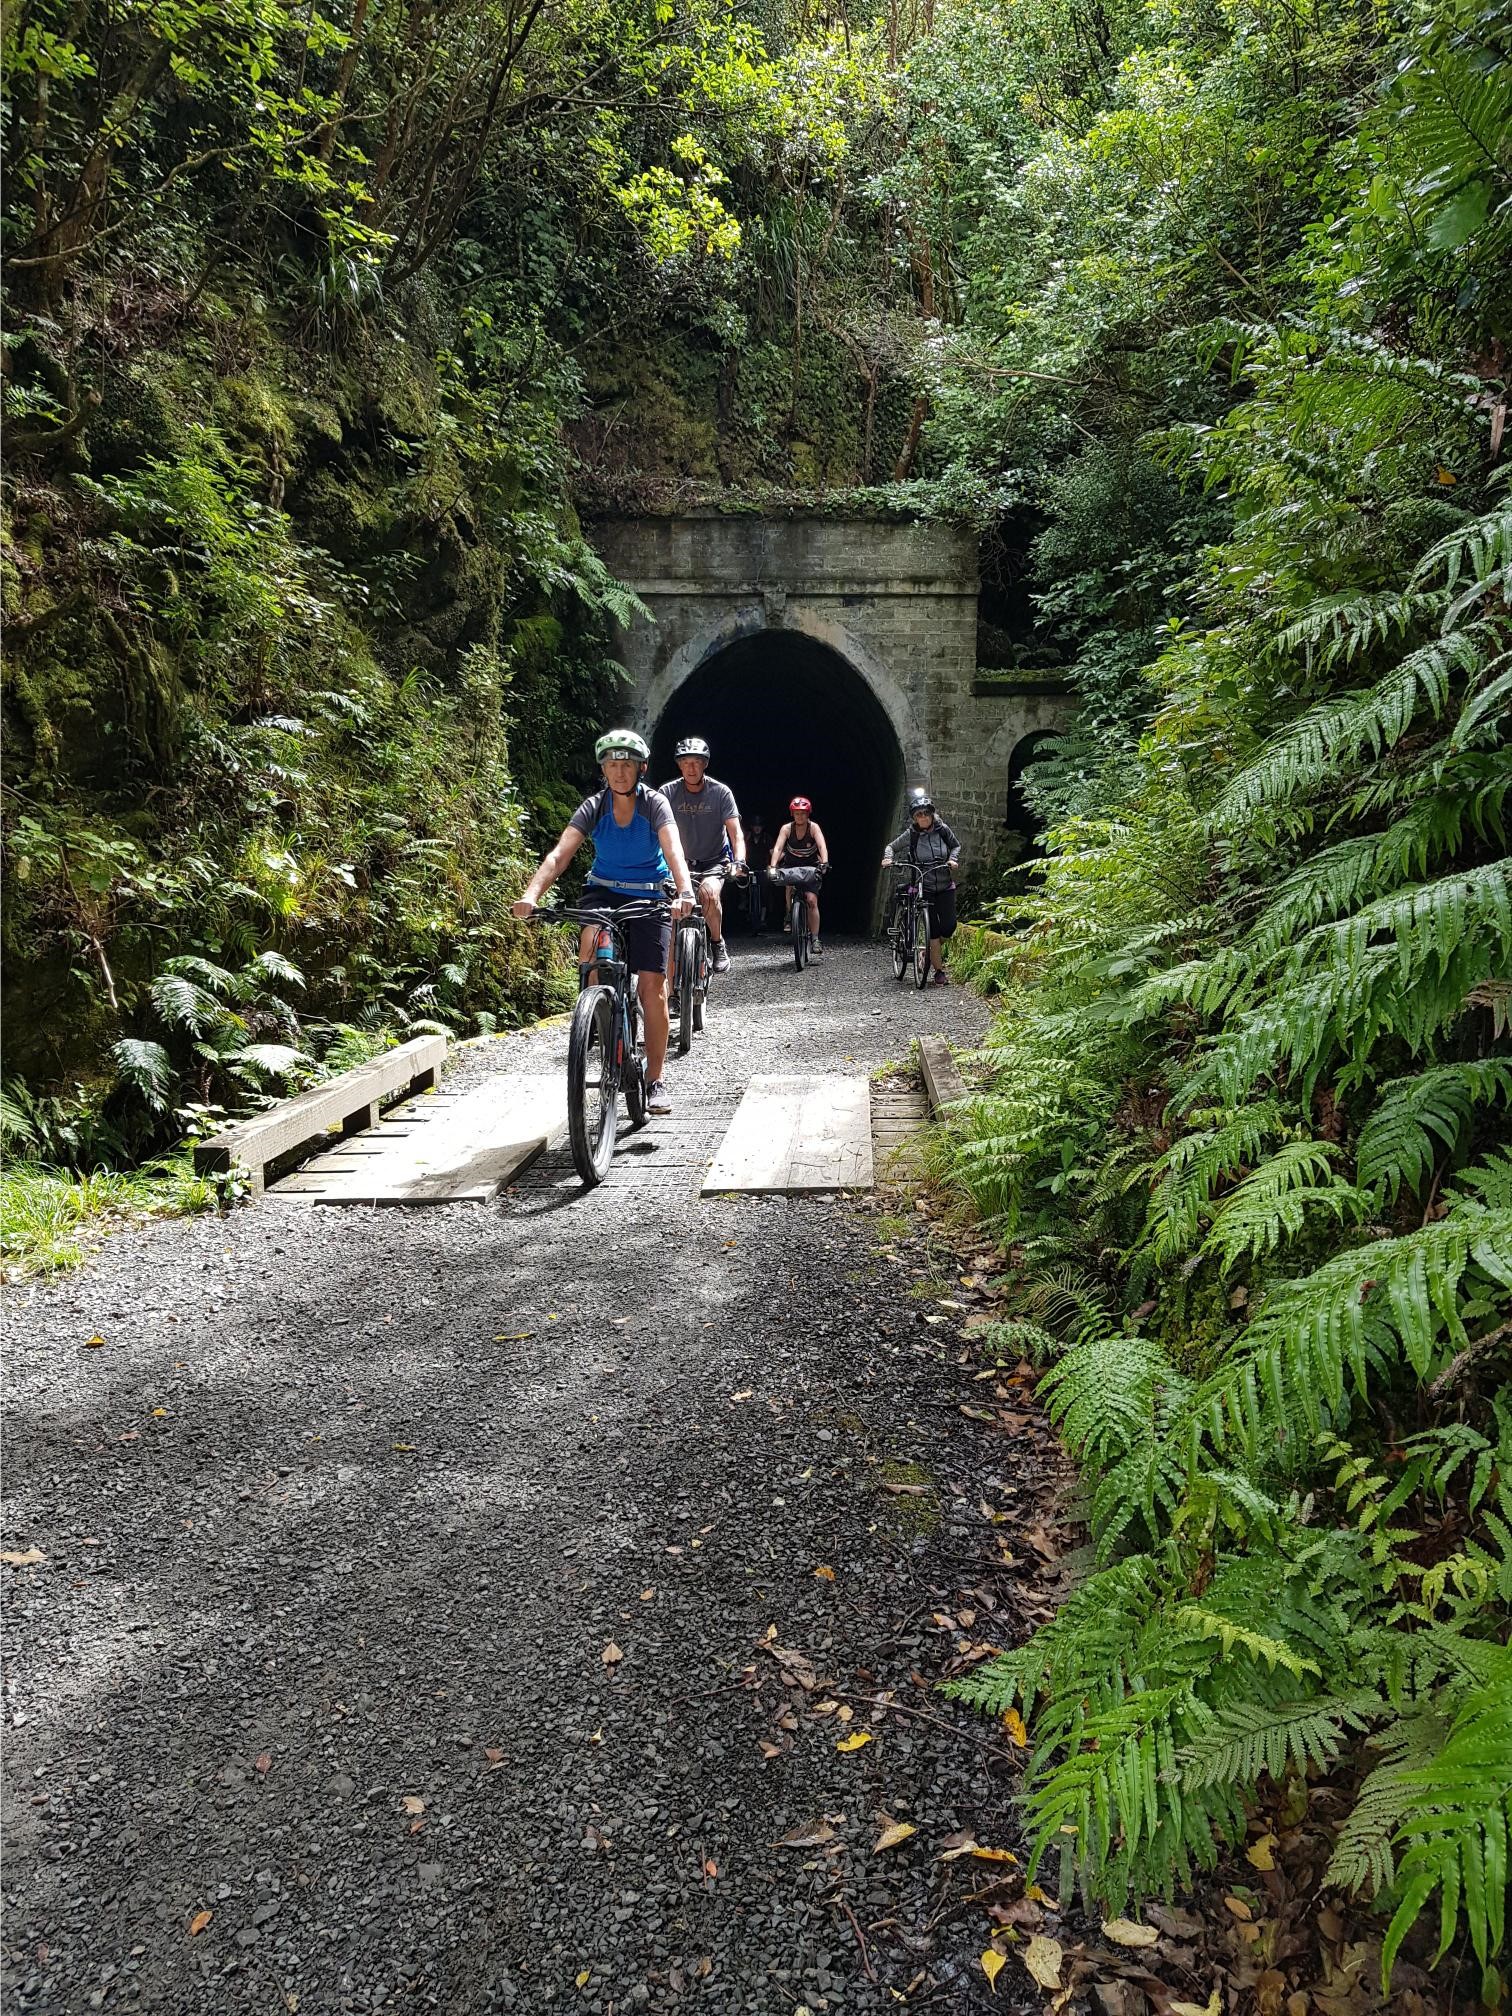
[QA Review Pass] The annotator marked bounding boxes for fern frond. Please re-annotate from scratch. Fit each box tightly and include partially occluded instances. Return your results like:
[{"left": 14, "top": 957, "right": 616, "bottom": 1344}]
[
  {"left": 1215, "top": 628, "right": 1491, "bottom": 821},
  {"left": 1381, "top": 1680, "right": 1512, "bottom": 1986},
  {"left": 1356, "top": 1058, "right": 1512, "bottom": 1203},
  {"left": 1326, "top": 1710, "right": 1450, "bottom": 1898},
  {"left": 1178, "top": 1690, "right": 1377, "bottom": 1791},
  {"left": 1200, "top": 1141, "right": 1364, "bottom": 1270}
]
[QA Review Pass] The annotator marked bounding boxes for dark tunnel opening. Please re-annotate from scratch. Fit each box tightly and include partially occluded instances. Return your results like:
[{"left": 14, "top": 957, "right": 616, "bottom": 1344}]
[{"left": 650, "top": 631, "right": 906, "bottom": 934}]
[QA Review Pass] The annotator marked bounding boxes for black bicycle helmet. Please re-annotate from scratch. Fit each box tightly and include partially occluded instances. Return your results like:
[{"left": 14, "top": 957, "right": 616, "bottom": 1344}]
[
  {"left": 906, "top": 786, "right": 934, "bottom": 815},
  {"left": 676, "top": 736, "right": 711, "bottom": 761}
]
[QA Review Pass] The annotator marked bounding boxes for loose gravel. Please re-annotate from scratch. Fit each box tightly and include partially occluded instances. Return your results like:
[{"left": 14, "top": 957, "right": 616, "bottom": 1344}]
[{"left": 4, "top": 939, "right": 1073, "bottom": 2015}]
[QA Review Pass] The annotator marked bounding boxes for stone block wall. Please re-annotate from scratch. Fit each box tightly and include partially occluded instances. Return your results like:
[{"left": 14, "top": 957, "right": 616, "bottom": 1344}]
[{"left": 589, "top": 513, "right": 1072, "bottom": 874}]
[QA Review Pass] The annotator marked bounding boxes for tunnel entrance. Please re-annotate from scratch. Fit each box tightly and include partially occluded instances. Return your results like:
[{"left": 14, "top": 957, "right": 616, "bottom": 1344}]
[{"left": 650, "top": 631, "right": 906, "bottom": 934}]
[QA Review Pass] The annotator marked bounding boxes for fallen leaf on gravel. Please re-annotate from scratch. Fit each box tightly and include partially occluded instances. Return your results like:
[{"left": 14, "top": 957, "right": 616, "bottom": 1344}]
[
  {"left": 778, "top": 1713, "right": 799, "bottom": 1731},
  {"left": 1, "top": 1547, "right": 45, "bottom": 1567},
  {"left": 402, "top": 1796, "right": 425, "bottom": 1816},
  {"left": 874, "top": 1818, "right": 917, "bottom": 1852},
  {"left": 971, "top": 1846, "right": 1019, "bottom": 1865},
  {"left": 151, "top": 1408, "right": 167, "bottom": 1418},
  {"left": 981, "top": 1949, "right": 1007, "bottom": 1991},
  {"left": 938, "top": 1834, "right": 979, "bottom": 1861},
  {"left": 814, "top": 1565, "right": 836, "bottom": 1581},
  {"left": 409, "top": 1819, "right": 424, "bottom": 1835},
  {"left": 575, "top": 1969, "right": 591, "bottom": 1988},
  {"left": 188, "top": 1911, "right": 212, "bottom": 1936},
  {"left": 730, "top": 1389, "right": 754, "bottom": 1402},
  {"left": 703, "top": 1857, "right": 718, "bottom": 1879},
  {"left": 1169, "top": 1995, "right": 1220, "bottom": 2016},
  {"left": 254, "top": 1753, "right": 272, "bottom": 1776},
  {"left": 484, "top": 1747, "right": 505, "bottom": 1765},
  {"left": 836, "top": 1731, "right": 873, "bottom": 1752},
  {"left": 759, "top": 1741, "right": 781, "bottom": 1759},
  {"left": 391, "top": 1443, "right": 416, "bottom": 1453},
  {"left": 812, "top": 1699, "right": 839, "bottom": 1717},
  {"left": 85, "top": 1335, "right": 105, "bottom": 1349},
  {"left": 770, "top": 1820, "right": 837, "bottom": 1849},
  {"left": 1002, "top": 1708, "right": 1028, "bottom": 1747},
  {"left": 494, "top": 1332, "right": 533, "bottom": 1342},
  {"left": 601, "top": 1641, "right": 623, "bottom": 1665},
  {"left": 1023, "top": 1935, "right": 1063, "bottom": 1989},
  {"left": 1026, "top": 1884, "right": 1052, "bottom": 1904},
  {"left": 1223, "top": 1893, "right": 1253, "bottom": 1920},
  {"left": 879, "top": 1482, "right": 930, "bottom": 1497},
  {"left": 961, "top": 1405, "right": 997, "bottom": 1423},
  {"left": 1246, "top": 1834, "right": 1277, "bottom": 1870},
  {"left": 836, "top": 1705, "right": 854, "bottom": 1723},
  {"left": 1101, "top": 1919, "right": 1158, "bottom": 1948}
]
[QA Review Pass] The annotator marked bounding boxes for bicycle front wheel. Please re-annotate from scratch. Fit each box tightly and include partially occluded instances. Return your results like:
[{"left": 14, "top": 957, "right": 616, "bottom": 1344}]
[
  {"left": 793, "top": 894, "right": 807, "bottom": 971},
  {"left": 675, "top": 923, "right": 699, "bottom": 1055},
  {"left": 912, "top": 899, "right": 931, "bottom": 990},
  {"left": 624, "top": 992, "right": 647, "bottom": 1128},
  {"left": 567, "top": 985, "right": 618, "bottom": 1185}
]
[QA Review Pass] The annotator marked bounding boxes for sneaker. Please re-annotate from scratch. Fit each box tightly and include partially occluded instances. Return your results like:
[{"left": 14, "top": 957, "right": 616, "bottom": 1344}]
[
  {"left": 811, "top": 939, "right": 824, "bottom": 957},
  {"left": 646, "top": 1079, "right": 672, "bottom": 1115},
  {"left": 931, "top": 968, "right": 950, "bottom": 986},
  {"left": 712, "top": 939, "right": 730, "bottom": 974}
]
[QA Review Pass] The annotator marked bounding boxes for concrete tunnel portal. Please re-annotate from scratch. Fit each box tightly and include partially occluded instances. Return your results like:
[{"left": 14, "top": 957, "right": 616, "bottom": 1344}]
[{"left": 649, "top": 631, "right": 906, "bottom": 935}]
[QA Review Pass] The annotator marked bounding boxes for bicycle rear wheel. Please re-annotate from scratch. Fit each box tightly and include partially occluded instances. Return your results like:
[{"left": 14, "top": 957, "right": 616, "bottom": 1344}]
[
  {"left": 675, "top": 923, "right": 698, "bottom": 1055},
  {"left": 793, "top": 893, "right": 807, "bottom": 970},
  {"left": 912, "top": 899, "right": 931, "bottom": 989},
  {"left": 567, "top": 986, "right": 618, "bottom": 1185}
]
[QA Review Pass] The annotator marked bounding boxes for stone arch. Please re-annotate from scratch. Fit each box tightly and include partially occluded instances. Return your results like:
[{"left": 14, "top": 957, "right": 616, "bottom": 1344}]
[
  {"left": 637, "top": 601, "right": 927, "bottom": 785},
  {"left": 641, "top": 606, "right": 914, "bottom": 933},
  {"left": 1005, "top": 728, "right": 1059, "bottom": 846}
]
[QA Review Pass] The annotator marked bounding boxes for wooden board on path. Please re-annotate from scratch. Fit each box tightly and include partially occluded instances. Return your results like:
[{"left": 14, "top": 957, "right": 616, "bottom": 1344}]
[
  {"left": 702, "top": 1075, "right": 873, "bottom": 1195},
  {"left": 268, "top": 1075, "right": 565, "bottom": 1204}
]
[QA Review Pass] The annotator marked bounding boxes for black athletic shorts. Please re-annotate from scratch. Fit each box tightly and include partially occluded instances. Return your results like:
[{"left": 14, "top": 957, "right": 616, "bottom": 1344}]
[
  {"left": 927, "top": 884, "right": 958, "bottom": 940},
  {"left": 582, "top": 885, "right": 671, "bottom": 975}
]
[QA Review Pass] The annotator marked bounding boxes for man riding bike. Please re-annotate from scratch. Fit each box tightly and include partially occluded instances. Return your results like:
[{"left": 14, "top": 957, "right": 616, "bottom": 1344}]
[
  {"left": 770, "top": 796, "right": 828, "bottom": 955},
  {"left": 511, "top": 730, "right": 693, "bottom": 1113},
  {"left": 658, "top": 737, "right": 746, "bottom": 973},
  {"left": 881, "top": 786, "right": 961, "bottom": 986}
]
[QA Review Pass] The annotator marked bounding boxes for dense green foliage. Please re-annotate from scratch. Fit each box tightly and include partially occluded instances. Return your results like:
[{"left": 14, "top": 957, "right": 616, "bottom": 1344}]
[
  {"left": 4, "top": 0, "right": 1510, "bottom": 1979},
  {"left": 905, "top": 0, "right": 1512, "bottom": 1992}
]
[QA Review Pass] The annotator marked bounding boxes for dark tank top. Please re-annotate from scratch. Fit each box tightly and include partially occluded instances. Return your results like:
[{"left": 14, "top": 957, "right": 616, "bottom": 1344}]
[{"left": 785, "top": 824, "right": 820, "bottom": 864}]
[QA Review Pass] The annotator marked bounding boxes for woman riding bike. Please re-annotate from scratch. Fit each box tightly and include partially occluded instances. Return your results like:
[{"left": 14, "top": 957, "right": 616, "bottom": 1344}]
[
  {"left": 881, "top": 786, "right": 961, "bottom": 986},
  {"left": 770, "top": 796, "right": 829, "bottom": 955},
  {"left": 511, "top": 730, "right": 693, "bottom": 1112}
]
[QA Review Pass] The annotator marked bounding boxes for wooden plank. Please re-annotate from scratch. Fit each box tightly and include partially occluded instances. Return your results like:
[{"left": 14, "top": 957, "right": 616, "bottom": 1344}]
[
  {"left": 268, "top": 1075, "right": 565, "bottom": 1204},
  {"left": 918, "top": 1035, "right": 967, "bottom": 1116},
  {"left": 702, "top": 1076, "right": 872, "bottom": 1195},
  {"left": 194, "top": 1034, "right": 447, "bottom": 1192}
]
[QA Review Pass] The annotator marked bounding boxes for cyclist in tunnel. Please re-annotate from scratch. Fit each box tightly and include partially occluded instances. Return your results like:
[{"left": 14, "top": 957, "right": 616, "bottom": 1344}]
[
  {"left": 511, "top": 729, "right": 693, "bottom": 1114},
  {"left": 771, "top": 796, "right": 829, "bottom": 955},
  {"left": 658, "top": 737, "right": 746, "bottom": 974},
  {"left": 882, "top": 787, "right": 961, "bottom": 986}
]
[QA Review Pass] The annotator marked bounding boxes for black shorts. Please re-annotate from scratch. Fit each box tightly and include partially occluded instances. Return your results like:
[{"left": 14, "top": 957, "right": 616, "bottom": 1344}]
[
  {"left": 926, "top": 884, "right": 958, "bottom": 939},
  {"left": 582, "top": 885, "right": 671, "bottom": 975}
]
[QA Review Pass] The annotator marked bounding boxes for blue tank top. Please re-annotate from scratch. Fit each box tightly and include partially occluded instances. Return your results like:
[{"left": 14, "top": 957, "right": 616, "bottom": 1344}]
[{"left": 568, "top": 784, "right": 672, "bottom": 894}]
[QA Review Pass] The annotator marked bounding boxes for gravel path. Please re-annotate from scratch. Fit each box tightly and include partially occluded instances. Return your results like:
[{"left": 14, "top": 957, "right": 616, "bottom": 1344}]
[{"left": 4, "top": 940, "right": 1072, "bottom": 2016}]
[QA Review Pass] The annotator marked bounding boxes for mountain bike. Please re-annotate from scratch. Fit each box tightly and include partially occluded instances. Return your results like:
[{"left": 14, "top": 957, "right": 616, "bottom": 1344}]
[
  {"left": 890, "top": 868, "right": 932, "bottom": 990},
  {"left": 553, "top": 899, "right": 668, "bottom": 1185},
  {"left": 670, "top": 864, "right": 732, "bottom": 1056},
  {"left": 770, "top": 863, "right": 826, "bottom": 970}
]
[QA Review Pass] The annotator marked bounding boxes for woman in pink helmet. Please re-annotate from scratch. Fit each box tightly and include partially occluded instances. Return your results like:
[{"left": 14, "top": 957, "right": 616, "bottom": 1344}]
[{"left": 770, "top": 796, "right": 829, "bottom": 954}]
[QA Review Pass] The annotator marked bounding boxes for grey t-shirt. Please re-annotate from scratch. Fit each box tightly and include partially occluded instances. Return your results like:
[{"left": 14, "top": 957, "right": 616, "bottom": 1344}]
[{"left": 659, "top": 776, "right": 740, "bottom": 870}]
